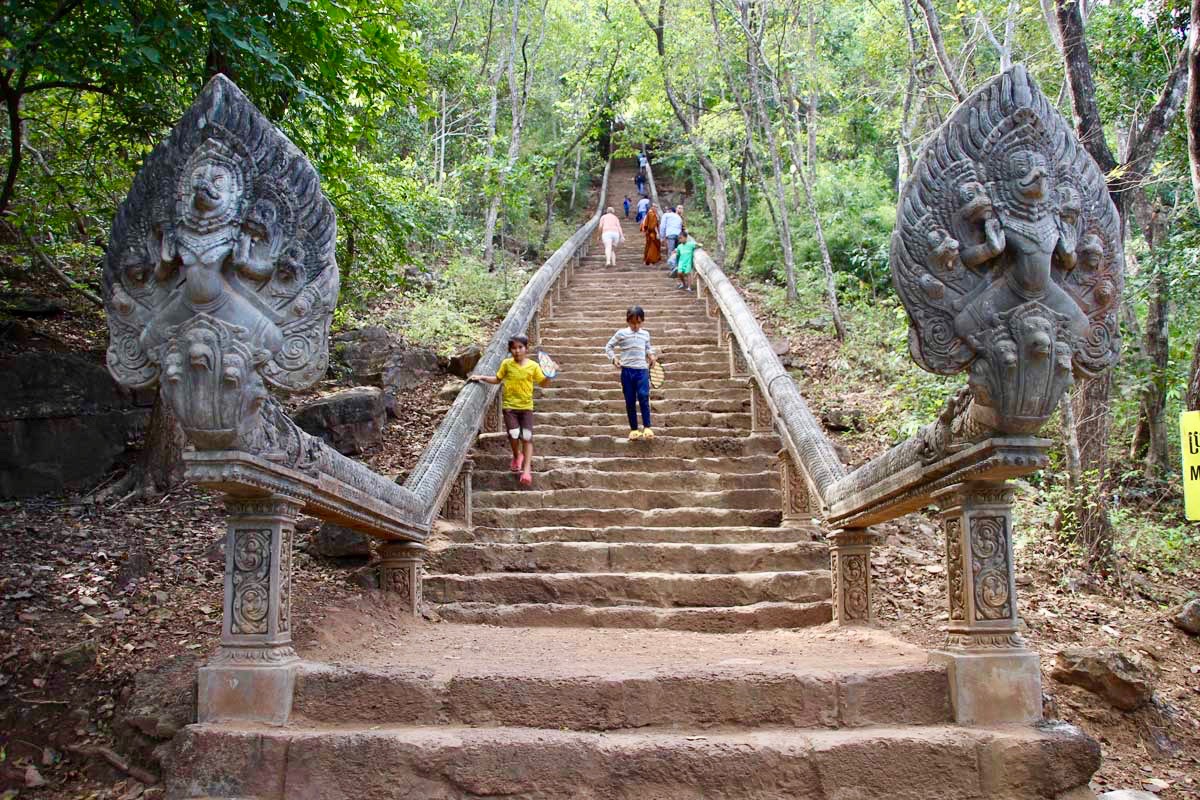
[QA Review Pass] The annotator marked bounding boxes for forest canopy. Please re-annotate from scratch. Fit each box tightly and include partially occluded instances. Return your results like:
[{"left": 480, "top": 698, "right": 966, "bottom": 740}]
[{"left": 2, "top": 0, "right": 1198, "bottom": 563}]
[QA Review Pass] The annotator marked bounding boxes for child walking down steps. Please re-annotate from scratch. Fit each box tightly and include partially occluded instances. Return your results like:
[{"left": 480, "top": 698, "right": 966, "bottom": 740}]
[
  {"left": 468, "top": 335, "right": 549, "bottom": 486},
  {"left": 604, "top": 306, "right": 658, "bottom": 441}
]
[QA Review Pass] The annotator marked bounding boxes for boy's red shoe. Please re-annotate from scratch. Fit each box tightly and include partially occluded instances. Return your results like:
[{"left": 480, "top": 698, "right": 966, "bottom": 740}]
[
  {"left": 519, "top": 472, "right": 532, "bottom": 487},
  {"left": 510, "top": 455, "right": 524, "bottom": 472}
]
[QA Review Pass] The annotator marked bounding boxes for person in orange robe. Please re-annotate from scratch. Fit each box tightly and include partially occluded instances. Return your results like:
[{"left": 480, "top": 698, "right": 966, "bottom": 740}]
[{"left": 641, "top": 205, "right": 662, "bottom": 265}]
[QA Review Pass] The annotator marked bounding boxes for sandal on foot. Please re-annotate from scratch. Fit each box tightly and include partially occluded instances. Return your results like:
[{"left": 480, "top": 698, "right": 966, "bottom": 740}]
[
  {"left": 641, "top": 428, "right": 655, "bottom": 440},
  {"left": 628, "top": 429, "right": 642, "bottom": 440},
  {"left": 510, "top": 455, "right": 524, "bottom": 472},
  {"left": 519, "top": 472, "right": 533, "bottom": 486}
]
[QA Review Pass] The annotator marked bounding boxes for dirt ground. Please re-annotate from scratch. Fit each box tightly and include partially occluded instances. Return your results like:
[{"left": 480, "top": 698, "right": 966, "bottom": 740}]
[{"left": 2, "top": 265, "right": 1199, "bottom": 799}]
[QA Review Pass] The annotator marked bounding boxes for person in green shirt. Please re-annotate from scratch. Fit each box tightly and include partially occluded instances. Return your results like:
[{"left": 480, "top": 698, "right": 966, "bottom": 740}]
[
  {"left": 468, "top": 335, "right": 550, "bottom": 486},
  {"left": 674, "top": 232, "right": 699, "bottom": 292}
]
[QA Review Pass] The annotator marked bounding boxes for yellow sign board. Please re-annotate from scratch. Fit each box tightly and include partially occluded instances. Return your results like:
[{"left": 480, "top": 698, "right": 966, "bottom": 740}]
[{"left": 1184, "top": 410, "right": 1200, "bottom": 521}]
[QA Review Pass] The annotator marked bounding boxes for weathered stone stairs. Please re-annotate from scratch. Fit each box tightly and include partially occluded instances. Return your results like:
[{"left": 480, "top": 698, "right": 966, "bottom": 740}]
[
  {"left": 423, "top": 210, "right": 833, "bottom": 632},
  {"left": 165, "top": 169, "right": 1100, "bottom": 799}
]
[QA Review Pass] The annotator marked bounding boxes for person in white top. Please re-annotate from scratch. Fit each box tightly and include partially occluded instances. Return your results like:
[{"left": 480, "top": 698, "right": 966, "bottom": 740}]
[
  {"left": 597, "top": 206, "right": 624, "bottom": 266},
  {"left": 635, "top": 195, "right": 651, "bottom": 222},
  {"left": 659, "top": 208, "right": 683, "bottom": 258}
]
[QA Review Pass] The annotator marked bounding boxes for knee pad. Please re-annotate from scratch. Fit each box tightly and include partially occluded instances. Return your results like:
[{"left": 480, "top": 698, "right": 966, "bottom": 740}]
[
  {"left": 520, "top": 428, "right": 533, "bottom": 441},
  {"left": 508, "top": 428, "right": 521, "bottom": 440}
]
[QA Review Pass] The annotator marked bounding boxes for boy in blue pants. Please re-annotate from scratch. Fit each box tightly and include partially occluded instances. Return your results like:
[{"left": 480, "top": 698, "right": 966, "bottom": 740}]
[{"left": 604, "top": 306, "right": 658, "bottom": 440}]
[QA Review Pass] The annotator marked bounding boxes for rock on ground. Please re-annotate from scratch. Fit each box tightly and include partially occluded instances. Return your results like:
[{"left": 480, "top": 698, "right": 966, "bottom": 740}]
[
  {"left": 332, "top": 326, "right": 396, "bottom": 384},
  {"left": 382, "top": 346, "right": 440, "bottom": 416},
  {"left": 0, "top": 351, "right": 152, "bottom": 497},
  {"left": 1050, "top": 647, "right": 1154, "bottom": 711},
  {"left": 1098, "top": 791, "right": 1162, "bottom": 800},
  {"left": 294, "top": 387, "right": 386, "bottom": 455},
  {"left": 1172, "top": 598, "right": 1200, "bottom": 635},
  {"left": 447, "top": 344, "right": 483, "bottom": 379},
  {"left": 306, "top": 522, "right": 373, "bottom": 559}
]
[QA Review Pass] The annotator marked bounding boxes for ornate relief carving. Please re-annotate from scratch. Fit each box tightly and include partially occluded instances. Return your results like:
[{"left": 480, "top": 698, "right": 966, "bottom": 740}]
[
  {"left": 970, "top": 514, "right": 1012, "bottom": 621},
  {"left": 751, "top": 382, "right": 772, "bottom": 431},
  {"left": 103, "top": 74, "right": 337, "bottom": 449},
  {"left": 277, "top": 525, "right": 292, "bottom": 633},
  {"left": 730, "top": 340, "right": 749, "bottom": 377},
  {"left": 892, "top": 65, "right": 1122, "bottom": 437},
  {"left": 231, "top": 528, "right": 271, "bottom": 635},
  {"left": 840, "top": 553, "right": 870, "bottom": 621},
  {"left": 945, "top": 517, "right": 966, "bottom": 621}
]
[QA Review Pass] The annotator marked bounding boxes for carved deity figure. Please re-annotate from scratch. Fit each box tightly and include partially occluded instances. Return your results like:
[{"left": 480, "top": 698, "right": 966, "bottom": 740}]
[
  {"left": 891, "top": 66, "right": 1122, "bottom": 436},
  {"left": 102, "top": 75, "right": 338, "bottom": 450}
]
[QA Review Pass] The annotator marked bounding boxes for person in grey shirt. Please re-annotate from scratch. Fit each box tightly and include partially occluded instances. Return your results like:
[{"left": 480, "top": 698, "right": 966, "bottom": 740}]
[
  {"left": 604, "top": 306, "right": 659, "bottom": 440},
  {"left": 659, "top": 207, "right": 683, "bottom": 258}
]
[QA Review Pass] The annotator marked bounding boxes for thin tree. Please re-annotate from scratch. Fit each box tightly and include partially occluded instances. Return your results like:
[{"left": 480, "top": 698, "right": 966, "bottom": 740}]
[
  {"left": 632, "top": 0, "right": 730, "bottom": 265},
  {"left": 1053, "top": 0, "right": 1188, "bottom": 555}
]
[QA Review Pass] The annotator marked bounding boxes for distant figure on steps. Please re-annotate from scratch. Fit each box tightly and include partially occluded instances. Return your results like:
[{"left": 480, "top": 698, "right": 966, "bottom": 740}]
[
  {"left": 635, "top": 195, "right": 650, "bottom": 223},
  {"left": 641, "top": 204, "right": 661, "bottom": 265},
  {"left": 605, "top": 306, "right": 658, "bottom": 441},
  {"left": 467, "top": 335, "right": 550, "bottom": 487},
  {"left": 623, "top": 195, "right": 631, "bottom": 219},
  {"left": 598, "top": 206, "right": 624, "bottom": 267}
]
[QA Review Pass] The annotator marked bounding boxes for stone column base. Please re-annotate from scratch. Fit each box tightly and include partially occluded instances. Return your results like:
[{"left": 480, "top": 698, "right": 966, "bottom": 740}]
[
  {"left": 379, "top": 541, "right": 424, "bottom": 614},
  {"left": 198, "top": 659, "right": 297, "bottom": 726},
  {"left": 928, "top": 646, "right": 1042, "bottom": 725}
]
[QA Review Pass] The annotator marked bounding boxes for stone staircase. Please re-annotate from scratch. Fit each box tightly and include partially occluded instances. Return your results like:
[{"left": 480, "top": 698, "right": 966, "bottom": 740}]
[
  {"left": 423, "top": 210, "right": 833, "bottom": 633},
  {"left": 164, "top": 173, "right": 1100, "bottom": 799}
]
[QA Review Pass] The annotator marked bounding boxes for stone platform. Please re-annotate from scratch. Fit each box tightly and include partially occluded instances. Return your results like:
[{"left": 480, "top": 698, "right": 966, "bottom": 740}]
[{"left": 165, "top": 622, "right": 1098, "bottom": 799}]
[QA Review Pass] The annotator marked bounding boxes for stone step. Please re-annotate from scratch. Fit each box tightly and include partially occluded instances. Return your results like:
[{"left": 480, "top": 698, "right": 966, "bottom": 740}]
[
  {"left": 475, "top": 487, "right": 778, "bottom": 512},
  {"left": 469, "top": 453, "right": 775, "bottom": 475},
  {"left": 288, "top": 664, "right": 948, "bottom": 731},
  {"left": 476, "top": 433, "right": 777, "bottom": 458},
  {"left": 532, "top": 397, "right": 749, "bottom": 414},
  {"left": 517, "top": 424, "right": 749, "bottom": 439},
  {"left": 548, "top": 376, "right": 736, "bottom": 390},
  {"left": 169, "top": 722, "right": 1098, "bottom": 800},
  {"left": 426, "top": 541, "right": 828, "bottom": 575},
  {"left": 473, "top": 505, "right": 782, "bottom": 529},
  {"left": 530, "top": 410, "right": 752, "bottom": 429},
  {"left": 436, "top": 598, "right": 833, "bottom": 632},
  {"left": 549, "top": 343, "right": 724, "bottom": 356},
  {"left": 542, "top": 323, "right": 715, "bottom": 337},
  {"left": 457, "top": 524, "right": 820, "bottom": 545},
  {"left": 472, "top": 465, "right": 775, "bottom": 492},
  {"left": 534, "top": 387, "right": 748, "bottom": 401},
  {"left": 544, "top": 333, "right": 718, "bottom": 346},
  {"left": 423, "top": 570, "right": 829, "bottom": 607},
  {"left": 550, "top": 364, "right": 732, "bottom": 379}
]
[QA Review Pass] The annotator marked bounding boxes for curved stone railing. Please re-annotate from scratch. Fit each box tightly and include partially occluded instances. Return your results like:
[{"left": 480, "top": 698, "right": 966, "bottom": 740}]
[
  {"left": 651, "top": 68, "right": 1126, "bottom": 725},
  {"left": 404, "top": 161, "right": 612, "bottom": 527}
]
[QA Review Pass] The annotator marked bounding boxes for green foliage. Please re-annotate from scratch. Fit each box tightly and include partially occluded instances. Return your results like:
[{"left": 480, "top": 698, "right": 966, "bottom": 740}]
[{"left": 383, "top": 255, "right": 528, "bottom": 356}]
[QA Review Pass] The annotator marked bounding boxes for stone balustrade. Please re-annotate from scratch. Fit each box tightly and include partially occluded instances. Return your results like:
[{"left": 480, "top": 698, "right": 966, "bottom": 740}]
[{"left": 651, "top": 65, "right": 1124, "bottom": 726}]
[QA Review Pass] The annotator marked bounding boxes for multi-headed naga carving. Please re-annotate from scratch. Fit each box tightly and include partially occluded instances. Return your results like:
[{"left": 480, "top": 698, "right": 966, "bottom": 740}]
[
  {"left": 103, "top": 75, "right": 338, "bottom": 452},
  {"left": 892, "top": 66, "right": 1122, "bottom": 443}
]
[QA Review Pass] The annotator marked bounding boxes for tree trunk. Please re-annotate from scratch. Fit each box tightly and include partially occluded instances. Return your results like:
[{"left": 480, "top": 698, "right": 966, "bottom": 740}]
[
  {"left": 1070, "top": 372, "right": 1115, "bottom": 562},
  {"left": 732, "top": 147, "right": 749, "bottom": 272},
  {"left": 569, "top": 145, "right": 581, "bottom": 210},
  {"left": 139, "top": 397, "right": 186, "bottom": 495},
  {"left": 1187, "top": 331, "right": 1200, "bottom": 411},
  {"left": 1190, "top": 0, "right": 1200, "bottom": 216},
  {"left": 914, "top": 0, "right": 967, "bottom": 102}
]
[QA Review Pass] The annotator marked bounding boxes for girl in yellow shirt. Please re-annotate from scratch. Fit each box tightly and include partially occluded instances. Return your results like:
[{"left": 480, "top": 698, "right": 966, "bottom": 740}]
[{"left": 468, "top": 335, "right": 549, "bottom": 486}]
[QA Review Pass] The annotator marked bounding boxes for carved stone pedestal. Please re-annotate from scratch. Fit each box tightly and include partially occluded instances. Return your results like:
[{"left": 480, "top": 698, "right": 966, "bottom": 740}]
[
  {"left": 198, "top": 494, "right": 301, "bottom": 726},
  {"left": 928, "top": 481, "right": 1041, "bottom": 725},
  {"left": 750, "top": 381, "right": 772, "bottom": 434},
  {"left": 439, "top": 460, "right": 473, "bottom": 530},
  {"left": 778, "top": 449, "right": 817, "bottom": 525},
  {"left": 830, "top": 528, "right": 877, "bottom": 625},
  {"left": 728, "top": 339, "right": 748, "bottom": 378},
  {"left": 379, "top": 541, "right": 425, "bottom": 615},
  {"left": 482, "top": 391, "right": 504, "bottom": 435},
  {"left": 716, "top": 313, "right": 727, "bottom": 347}
]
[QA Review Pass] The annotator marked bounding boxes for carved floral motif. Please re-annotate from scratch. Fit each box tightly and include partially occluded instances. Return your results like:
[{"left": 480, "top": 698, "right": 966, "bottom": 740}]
[
  {"left": 970, "top": 515, "right": 1012, "bottom": 621},
  {"left": 231, "top": 528, "right": 271, "bottom": 635},
  {"left": 945, "top": 517, "right": 965, "bottom": 621},
  {"left": 841, "top": 553, "right": 870, "bottom": 621}
]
